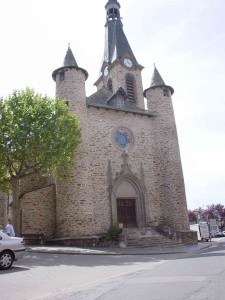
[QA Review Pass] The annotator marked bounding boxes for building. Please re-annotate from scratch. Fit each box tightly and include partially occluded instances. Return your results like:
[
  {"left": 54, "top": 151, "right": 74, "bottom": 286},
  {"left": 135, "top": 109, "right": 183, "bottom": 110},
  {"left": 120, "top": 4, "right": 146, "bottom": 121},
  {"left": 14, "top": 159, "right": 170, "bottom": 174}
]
[{"left": 2, "top": 0, "right": 191, "bottom": 244}]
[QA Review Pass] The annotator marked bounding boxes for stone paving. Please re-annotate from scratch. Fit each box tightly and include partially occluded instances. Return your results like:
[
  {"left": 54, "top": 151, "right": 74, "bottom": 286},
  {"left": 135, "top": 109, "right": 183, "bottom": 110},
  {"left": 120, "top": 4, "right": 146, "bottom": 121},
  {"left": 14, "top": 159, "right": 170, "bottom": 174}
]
[{"left": 26, "top": 242, "right": 213, "bottom": 256}]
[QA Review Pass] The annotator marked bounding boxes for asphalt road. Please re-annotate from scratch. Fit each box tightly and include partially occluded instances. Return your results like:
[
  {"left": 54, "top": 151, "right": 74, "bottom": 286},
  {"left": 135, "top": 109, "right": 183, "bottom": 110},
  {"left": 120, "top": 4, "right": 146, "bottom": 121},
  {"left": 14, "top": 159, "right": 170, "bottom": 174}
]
[{"left": 1, "top": 238, "right": 225, "bottom": 300}]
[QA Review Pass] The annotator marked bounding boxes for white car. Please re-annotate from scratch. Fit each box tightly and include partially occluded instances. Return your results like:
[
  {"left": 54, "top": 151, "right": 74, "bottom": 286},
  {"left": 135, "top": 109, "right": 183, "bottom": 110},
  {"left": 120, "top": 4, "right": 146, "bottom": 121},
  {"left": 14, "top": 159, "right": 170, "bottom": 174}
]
[{"left": 0, "top": 231, "right": 25, "bottom": 270}]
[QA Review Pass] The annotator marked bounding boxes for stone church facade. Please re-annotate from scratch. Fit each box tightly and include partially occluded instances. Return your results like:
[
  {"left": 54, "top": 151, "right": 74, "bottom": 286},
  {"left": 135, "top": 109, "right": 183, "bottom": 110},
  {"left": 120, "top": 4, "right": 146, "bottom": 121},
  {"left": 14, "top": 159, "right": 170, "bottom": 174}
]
[{"left": 1, "top": 0, "right": 191, "bottom": 242}]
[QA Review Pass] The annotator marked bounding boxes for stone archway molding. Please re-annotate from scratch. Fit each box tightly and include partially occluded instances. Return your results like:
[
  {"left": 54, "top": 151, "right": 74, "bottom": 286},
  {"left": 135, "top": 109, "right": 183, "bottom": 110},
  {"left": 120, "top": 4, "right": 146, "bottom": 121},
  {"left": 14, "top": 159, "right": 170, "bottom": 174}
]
[{"left": 108, "top": 151, "right": 147, "bottom": 228}]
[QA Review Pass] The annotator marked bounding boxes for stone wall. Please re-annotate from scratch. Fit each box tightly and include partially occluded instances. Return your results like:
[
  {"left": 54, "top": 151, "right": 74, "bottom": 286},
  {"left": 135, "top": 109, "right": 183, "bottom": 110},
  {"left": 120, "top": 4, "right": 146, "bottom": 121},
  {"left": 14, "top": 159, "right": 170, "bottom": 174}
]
[
  {"left": 54, "top": 67, "right": 93, "bottom": 237},
  {"left": 20, "top": 185, "right": 56, "bottom": 238},
  {"left": 87, "top": 107, "right": 160, "bottom": 234},
  {"left": 145, "top": 86, "right": 189, "bottom": 230},
  {"left": 97, "top": 61, "right": 145, "bottom": 110},
  {"left": 180, "top": 230, "right": 198, "bottom": 245}
]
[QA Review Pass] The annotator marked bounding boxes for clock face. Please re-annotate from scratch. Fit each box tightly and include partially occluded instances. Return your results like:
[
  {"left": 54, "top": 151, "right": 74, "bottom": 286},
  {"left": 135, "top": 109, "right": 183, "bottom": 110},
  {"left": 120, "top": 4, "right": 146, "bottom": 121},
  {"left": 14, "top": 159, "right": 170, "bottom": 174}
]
[
  {"left": 104, "top": 66, "right": 109, "bottom": 76},
  {"left": 124, "top": 58, "right": 133, "bottom": 68}
]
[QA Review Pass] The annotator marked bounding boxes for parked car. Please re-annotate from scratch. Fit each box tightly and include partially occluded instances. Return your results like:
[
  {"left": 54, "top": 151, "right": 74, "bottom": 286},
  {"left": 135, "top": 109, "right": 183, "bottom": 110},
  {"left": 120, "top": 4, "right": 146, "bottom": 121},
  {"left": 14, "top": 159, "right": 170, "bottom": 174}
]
[
  {"left": 0, "top": 231, "right": 25, "bottom": 270},
  {"left": 216, "top": 231, "right": 224, "bottom": 237}
]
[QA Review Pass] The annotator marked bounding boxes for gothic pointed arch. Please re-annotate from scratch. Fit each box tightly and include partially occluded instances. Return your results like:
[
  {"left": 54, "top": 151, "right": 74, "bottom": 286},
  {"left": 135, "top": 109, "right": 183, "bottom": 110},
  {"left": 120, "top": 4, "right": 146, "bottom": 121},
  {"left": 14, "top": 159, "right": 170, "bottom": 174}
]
[
  {"left": 111, "top": 173, "right": 146, "bottom": 228},
  {"left": 108, "top": 154, "right": 146, "bottom": 228}
]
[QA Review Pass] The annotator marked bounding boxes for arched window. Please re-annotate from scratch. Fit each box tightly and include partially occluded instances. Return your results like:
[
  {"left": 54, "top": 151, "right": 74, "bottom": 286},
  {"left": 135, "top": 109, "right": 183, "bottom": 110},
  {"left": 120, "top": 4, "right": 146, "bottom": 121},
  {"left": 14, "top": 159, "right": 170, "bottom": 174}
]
[
  {"left": 126, "top": 74, "right": 135, "bottom": 101},
  {"left": 107, "top": 79, "right": 113, "bottom": 92}
]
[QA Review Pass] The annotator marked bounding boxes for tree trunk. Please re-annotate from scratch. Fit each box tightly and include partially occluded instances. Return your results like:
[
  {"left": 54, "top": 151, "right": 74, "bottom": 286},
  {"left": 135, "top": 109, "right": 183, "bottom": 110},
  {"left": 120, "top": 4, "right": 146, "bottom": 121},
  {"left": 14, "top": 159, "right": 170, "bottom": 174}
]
[{"left": 11, "top": 179, "right": 21, "bottom": 236}]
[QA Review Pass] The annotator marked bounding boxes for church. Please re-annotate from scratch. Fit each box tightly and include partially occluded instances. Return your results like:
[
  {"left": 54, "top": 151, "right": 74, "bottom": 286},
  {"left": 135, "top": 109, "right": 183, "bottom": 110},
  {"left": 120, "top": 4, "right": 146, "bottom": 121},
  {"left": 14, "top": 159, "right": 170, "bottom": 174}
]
[{"left": 1, "top": 0, "right": 193, "bottom": 245}]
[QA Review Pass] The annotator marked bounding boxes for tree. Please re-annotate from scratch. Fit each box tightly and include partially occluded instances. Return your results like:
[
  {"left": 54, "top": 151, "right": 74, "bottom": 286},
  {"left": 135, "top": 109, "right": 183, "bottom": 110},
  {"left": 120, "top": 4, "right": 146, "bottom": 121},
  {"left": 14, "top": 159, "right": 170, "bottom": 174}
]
[
  {"left": 188, "top": 210, "right": 197, "bottom": 224},
  {"left": 0, "top": 88, "right": 81, "bottom": 234},
  {"left": 205, "top": 204, "right": 225, "bottom": 230}
]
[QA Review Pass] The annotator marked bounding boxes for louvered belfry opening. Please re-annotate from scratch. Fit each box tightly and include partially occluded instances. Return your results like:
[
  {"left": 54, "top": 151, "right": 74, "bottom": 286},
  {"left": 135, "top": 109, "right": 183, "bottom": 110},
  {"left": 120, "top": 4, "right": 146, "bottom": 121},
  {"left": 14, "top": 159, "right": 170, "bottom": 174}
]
[
  {"left": 126, "top": 74, "right": 135, "bottom": 101},
  {"left": 107, "top": 78, "right": 113, "bottom": 92}
]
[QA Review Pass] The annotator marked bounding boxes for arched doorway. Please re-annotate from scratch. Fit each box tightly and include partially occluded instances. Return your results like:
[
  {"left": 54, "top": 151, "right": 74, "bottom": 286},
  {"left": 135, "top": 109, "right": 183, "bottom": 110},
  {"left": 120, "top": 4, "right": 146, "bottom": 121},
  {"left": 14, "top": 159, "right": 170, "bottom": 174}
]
[
  {"left": 117, "top": 198, "right": 137, "bottom": 228},
  {"left": 111, "top": 174, "right": 146, "bottom": 228}
]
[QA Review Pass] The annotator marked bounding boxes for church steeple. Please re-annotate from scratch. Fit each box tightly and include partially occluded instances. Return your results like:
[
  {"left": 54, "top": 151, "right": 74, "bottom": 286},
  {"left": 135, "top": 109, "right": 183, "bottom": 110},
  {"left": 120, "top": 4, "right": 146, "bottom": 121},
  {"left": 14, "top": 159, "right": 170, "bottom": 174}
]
[
  {"left": 93, "top": 1, "right": 145, "bottom": 110},
  {"left": 101, "top": 0, "right": 139, "bottom": 73}
]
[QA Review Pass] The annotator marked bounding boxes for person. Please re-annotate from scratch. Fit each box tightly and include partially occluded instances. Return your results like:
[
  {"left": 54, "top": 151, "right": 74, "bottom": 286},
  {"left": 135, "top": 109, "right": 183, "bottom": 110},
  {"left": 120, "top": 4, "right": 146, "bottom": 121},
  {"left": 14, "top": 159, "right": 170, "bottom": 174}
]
[{"left": 6, "top": 218, "right": 15, "bottom": 237}]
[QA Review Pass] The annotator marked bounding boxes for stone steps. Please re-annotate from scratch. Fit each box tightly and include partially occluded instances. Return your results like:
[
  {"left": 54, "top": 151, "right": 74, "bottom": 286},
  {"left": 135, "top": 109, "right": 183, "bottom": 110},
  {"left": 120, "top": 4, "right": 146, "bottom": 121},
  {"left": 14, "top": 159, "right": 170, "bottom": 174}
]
[
  {"left": 121, "top": 227, "right": 183, "bottom": 247},
  {"left": 126, "top": 238, "right": 183, "bottom": 247}
]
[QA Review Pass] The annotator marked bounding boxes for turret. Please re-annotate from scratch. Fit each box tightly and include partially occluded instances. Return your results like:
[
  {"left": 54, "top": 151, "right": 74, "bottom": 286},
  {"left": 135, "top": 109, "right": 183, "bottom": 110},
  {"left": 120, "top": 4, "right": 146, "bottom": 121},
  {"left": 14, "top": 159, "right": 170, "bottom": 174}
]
[
  {"left": 144, "top": 65, "right": 174, "bottom": 111},
  {"left": 144, "top": 65, "right": 189, "bottom": 230},
  {"left": 52, "top": 46, "right": 93, "bottom": 237},
  {"left": 52, "top": 45, "right": 88, "bottom": 114}
]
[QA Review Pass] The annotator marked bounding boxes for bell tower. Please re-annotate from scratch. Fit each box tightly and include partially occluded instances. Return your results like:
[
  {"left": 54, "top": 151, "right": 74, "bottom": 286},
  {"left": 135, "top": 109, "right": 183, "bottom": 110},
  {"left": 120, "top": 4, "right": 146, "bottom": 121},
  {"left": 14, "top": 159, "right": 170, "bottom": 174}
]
[{"left": 94, "top": 0, "right": 145, "bottom": 110}]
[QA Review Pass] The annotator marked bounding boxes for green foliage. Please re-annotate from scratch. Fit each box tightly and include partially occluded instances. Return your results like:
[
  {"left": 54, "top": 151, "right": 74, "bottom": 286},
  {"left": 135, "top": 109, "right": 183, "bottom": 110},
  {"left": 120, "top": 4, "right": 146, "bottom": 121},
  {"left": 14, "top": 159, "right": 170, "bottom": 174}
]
[
  {"left": 105, "top": 224, "right": 122, "bottom": 242},
  {"left": 188, "top": 210, "right": 197, "bottom": 224},
  {"left": 0, "top": 88, "right": 81, "bottom": 191}
]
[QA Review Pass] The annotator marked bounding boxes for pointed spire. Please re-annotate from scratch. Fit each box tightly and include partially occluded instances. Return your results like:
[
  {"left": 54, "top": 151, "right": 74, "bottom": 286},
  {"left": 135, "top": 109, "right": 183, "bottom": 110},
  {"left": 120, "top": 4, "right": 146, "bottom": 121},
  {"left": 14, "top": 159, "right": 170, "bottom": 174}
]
[
  {"left": 62, "top": 45, "right": 78, "bottom": 68},
  {"left": 52, "top": 45, "right": 88, "bottom": 81},
  {"left": 150, "top": 65, "right": 165, "bottom": 88},
  {"left": 143, "top": 65, "right": 174, "bottom": 97},
  {"left": 100, "top": 0, "right": 139, "bottom": 73}
]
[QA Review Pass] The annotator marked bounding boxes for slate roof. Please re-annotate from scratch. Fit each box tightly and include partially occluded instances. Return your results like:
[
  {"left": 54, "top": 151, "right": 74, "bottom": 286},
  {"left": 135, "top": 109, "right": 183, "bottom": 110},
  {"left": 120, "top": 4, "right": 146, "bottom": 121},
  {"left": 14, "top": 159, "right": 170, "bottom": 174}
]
[
  {"left": 52, "top": 46, "right": 88, "bottom": 81},
  {"left": 102, "top": 19, "right": 137, "bottom": 71},
  {"left": 143, "top": 65, "right": 174, "bottom": 95},
  {"left": 62, "top": 46, "right": 78, "bottom": 68},
  {"left": 105, "top": 0, "right": 120, "bottom": 7},
  {"left": 87, "top": 87, "right": 112, "bottom": 105},
  {"left": 150, "top": 66, "right": 165, "bottom": 87},
  {"left": 86, "top": 87, "right": 156, "bottom": 116}
]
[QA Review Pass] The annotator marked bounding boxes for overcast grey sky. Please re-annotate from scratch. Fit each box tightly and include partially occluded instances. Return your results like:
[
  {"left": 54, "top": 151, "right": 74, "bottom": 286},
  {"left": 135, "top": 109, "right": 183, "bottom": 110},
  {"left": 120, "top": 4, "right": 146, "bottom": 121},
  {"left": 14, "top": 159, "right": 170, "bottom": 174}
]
[{"left": 1, "top": 0, "right": 224, "bottom": 210}]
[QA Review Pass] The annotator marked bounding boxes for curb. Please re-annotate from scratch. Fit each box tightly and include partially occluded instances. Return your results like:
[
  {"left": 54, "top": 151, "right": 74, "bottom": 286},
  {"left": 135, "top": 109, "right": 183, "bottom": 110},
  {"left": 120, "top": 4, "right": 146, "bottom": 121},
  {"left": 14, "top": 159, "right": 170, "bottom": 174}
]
[{"left": 25, "top": 243, "right": 212, "bottom": 256}]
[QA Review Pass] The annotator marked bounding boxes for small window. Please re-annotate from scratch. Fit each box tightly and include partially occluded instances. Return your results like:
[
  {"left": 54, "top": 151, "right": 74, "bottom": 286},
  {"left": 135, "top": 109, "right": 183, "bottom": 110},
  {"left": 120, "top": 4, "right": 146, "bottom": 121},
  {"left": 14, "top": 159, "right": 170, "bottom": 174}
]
[
  {"left": 163, "top": 89, "right": 170, "bottom": 97},
  {"left": 65, "top": 101, "right": 69, "bottom": 106},
  {"left": 107, "top": 79, "right": 113, "bottom": 92},
  {"left": 60, "top": 72, "right": 65, "bottom": 81},
  {"left": 126, "top": 74, "right": 135, "bottom": 101},
  {"left": 116, "top": 98, "right": 124, "bottom": 108}
]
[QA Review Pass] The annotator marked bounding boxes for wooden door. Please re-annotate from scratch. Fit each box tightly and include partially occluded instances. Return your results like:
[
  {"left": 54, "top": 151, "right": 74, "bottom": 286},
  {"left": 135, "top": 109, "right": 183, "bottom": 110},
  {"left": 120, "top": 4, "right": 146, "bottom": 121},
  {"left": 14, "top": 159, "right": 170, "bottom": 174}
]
[{"left": 117, "top": 199, "right": 137, "bottom": 228}]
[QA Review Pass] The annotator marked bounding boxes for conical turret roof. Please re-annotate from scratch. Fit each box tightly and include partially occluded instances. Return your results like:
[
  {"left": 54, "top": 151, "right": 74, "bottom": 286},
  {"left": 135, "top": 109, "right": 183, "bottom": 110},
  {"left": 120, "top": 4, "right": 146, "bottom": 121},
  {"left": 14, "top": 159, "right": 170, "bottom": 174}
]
[
  {"left": 62, "top": 46, "right": 78, "bottom": 67},
  {"left": 150, "top": 65, "right": 165, "bottom": 87},
  {"left": 52, "top": 45, "right": 88, "bottom": 81},
  {"left": 143, "top": 65, "right": 174, "bottom": 96}
]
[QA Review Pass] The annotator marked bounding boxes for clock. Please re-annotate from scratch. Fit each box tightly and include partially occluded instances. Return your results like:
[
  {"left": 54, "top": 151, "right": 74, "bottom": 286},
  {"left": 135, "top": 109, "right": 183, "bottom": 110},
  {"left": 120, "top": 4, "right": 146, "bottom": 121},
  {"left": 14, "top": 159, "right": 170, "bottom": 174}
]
[
  {"left": 104, "top": 66, "right": 109, "bottom": 76},
  {"left": 124, "top": 58, "right": 133, "bottom": 68}
]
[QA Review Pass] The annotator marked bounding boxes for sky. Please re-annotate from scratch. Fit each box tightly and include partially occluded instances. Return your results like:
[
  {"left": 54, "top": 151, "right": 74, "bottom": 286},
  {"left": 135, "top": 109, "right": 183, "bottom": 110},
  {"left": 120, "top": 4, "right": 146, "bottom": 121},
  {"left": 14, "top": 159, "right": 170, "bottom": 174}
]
[{"left": 0, "top": 0, "right": 224, "bottom": 210}]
